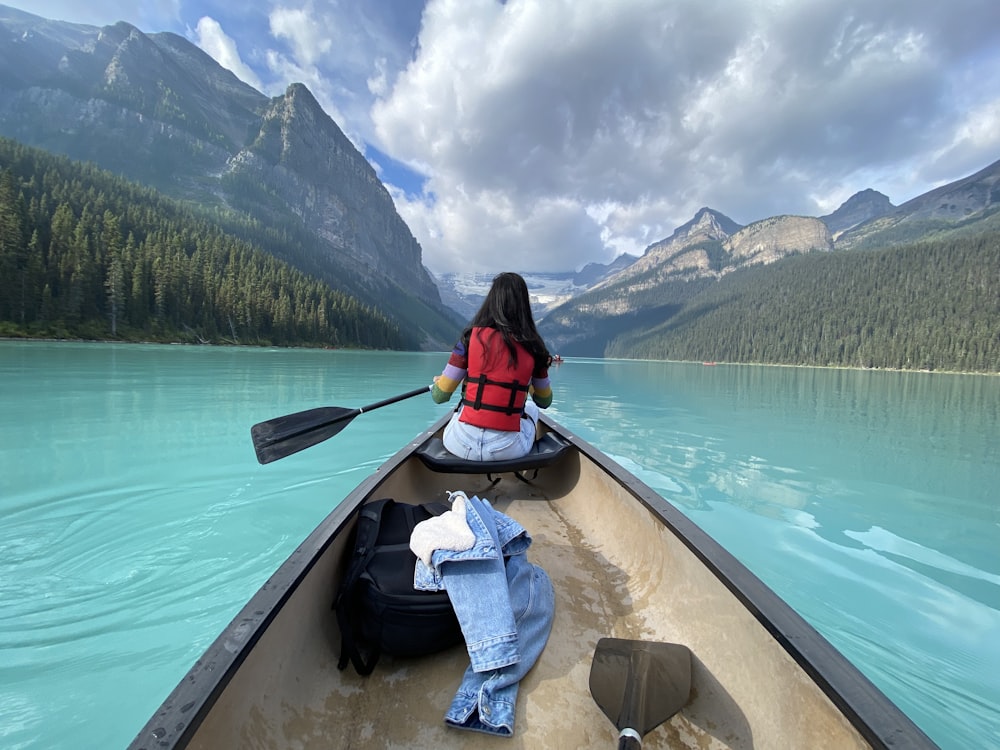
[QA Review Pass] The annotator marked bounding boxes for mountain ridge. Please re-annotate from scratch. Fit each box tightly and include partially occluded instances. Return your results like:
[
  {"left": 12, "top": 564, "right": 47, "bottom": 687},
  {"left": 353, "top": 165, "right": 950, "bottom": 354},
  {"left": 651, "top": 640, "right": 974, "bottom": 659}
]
[
  {"left": 538, "top": 157, "right": 1000, "bottom": 355},
  {"left": 0, "top": 5, "right": 460, "bottom": 348},
  {"left": 836, "top": 156, "right": 1000, "bottom": 250}
]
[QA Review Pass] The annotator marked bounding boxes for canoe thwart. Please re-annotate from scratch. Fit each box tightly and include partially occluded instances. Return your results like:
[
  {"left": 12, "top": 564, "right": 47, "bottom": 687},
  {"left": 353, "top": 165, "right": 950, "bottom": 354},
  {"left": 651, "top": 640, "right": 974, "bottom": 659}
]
[
  {"left": 590, "top": 638, "right": 692, "bottom": 749},
  {"left": 414, "top": 431, "right": 572, "bottom": 483}
]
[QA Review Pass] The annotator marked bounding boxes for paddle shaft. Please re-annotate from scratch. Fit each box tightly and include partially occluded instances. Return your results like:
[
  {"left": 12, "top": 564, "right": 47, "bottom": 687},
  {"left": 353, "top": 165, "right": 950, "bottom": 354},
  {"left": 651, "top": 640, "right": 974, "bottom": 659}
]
[
  {"left": 615, "top": 648, "right": 649, "bottom": 750},
  {"left": 264, "top": 386, "right": 430, "bottom": 443},
  {"left": 354, "top": 386, "right": 433, "bottom": 415}
]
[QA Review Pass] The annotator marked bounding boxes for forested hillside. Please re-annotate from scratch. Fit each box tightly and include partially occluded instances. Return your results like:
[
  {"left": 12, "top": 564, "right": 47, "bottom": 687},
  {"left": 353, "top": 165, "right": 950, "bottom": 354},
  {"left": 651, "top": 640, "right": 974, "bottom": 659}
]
[
  {"left": 0, "top": 138, "right": 407, "bottom": 348},
  {"left": 607, "top": 233, "right": 1000, "bottom": 372}
]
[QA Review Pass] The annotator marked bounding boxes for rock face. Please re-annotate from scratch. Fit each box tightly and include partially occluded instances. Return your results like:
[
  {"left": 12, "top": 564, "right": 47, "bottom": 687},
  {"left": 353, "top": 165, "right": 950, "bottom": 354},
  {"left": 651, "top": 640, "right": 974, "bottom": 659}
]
[
  {"left": 0, "top": 5, "right": 455, "bottom": 346},
  {"left": 724, "top": 215, "right": 833, "bottom": 264},
  {"left": 232, "top": 84, "right": 438, "bottom": 304},
  {"left": 586, "top": 209, "right": 829, "bottom": 304},
  {"left": 0, "top": 14, "right": 264, "bottom": 187}
]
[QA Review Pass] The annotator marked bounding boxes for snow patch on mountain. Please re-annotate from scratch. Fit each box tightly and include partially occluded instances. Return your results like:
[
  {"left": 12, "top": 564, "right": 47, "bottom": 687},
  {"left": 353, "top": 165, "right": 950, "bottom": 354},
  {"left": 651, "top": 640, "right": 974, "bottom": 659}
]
[{"left": 433, "top": 271, "right": 587, "bottom": 321}]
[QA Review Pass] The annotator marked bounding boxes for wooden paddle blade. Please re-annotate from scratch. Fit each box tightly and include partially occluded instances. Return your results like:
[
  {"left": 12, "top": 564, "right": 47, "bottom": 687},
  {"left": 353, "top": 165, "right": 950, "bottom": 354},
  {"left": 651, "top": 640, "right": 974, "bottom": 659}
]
[
  {"left": 251, "top": 406, "right": 358, "bottom": 464},
  {"left": 590, "top": 638, "right": 691, "bottom": 741}
]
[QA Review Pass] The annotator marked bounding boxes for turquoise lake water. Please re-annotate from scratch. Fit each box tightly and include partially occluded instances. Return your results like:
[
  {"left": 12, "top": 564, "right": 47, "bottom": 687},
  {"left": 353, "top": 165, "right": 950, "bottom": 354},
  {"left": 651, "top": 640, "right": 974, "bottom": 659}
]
[{"left": 1, "top": 340, "right": 998, "bottom": 749}]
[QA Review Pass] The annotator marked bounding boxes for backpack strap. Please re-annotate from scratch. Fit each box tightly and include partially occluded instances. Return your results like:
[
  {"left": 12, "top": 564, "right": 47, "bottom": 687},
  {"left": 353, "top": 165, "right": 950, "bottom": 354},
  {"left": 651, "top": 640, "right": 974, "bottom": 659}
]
[{"left": 335, "top": 498, "right": 393, "bottom": 675}]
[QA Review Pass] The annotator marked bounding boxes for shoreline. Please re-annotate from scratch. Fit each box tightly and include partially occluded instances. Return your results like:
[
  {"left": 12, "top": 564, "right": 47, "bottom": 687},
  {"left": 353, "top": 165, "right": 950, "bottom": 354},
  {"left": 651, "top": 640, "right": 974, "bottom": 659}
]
[{"left": 3, "top": 336, "right": 996, "bottom": 376}]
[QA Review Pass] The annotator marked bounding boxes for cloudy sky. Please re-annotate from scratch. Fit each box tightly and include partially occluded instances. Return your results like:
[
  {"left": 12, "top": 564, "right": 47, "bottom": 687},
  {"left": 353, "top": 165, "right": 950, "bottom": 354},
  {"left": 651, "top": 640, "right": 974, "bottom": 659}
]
[{"left": 9, "top": 1, "right": 1000, "bottom": 275}]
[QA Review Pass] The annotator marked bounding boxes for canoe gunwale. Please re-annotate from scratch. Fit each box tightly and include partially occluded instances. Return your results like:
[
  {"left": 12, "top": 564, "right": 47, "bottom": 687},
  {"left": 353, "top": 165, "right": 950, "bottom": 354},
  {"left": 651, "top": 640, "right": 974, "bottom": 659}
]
[{"left": 543, "top": 414, "right": 938, "bottom": 750}]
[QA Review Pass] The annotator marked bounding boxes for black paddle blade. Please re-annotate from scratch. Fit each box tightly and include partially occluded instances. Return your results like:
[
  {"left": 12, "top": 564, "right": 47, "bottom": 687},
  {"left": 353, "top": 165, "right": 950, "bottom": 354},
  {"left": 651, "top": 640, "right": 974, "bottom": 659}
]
[
  {"left": 251, "top": 406, "right": 358, "bottom": 464},
  {"left": 250, "top": 387, "right": 431, "bottom": 465},
  {"left": 590, "top": 638, "right": 691, "bottom": 741}
]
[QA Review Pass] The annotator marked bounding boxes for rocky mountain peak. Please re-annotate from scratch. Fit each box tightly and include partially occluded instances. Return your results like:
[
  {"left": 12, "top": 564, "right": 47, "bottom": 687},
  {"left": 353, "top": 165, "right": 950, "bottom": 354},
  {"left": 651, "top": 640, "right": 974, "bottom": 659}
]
[
  {"left": 821, "top": 189, "right": 894, "bottom": 236},
  {"left": 253, "top": 83, "right": 356, "bottom": 172},
  {"left": 573, "top": 253, "right": 638, "bottom": 287},
  {"left": 601, "top": 206, "right": 742, "bottom": 284},
  {"left": 660, "top": 206, "right": 742, "bottom": 248},
  {"left": 837, "top": 156, "right": 1000, "bottom": 249}
]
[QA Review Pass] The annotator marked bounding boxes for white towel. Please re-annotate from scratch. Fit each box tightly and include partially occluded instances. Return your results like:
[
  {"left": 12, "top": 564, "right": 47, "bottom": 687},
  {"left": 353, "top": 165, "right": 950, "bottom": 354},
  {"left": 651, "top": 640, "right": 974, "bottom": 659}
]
[{"left": 410, "top": 491, "right": 476, "bottom": 566}]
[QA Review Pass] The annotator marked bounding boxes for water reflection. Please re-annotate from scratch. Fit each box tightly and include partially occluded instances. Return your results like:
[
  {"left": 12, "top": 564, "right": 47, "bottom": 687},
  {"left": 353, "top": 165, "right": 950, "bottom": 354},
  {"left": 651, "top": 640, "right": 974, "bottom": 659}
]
[{"left": 550, "top": 359, "right": 999, "bottom": 563}]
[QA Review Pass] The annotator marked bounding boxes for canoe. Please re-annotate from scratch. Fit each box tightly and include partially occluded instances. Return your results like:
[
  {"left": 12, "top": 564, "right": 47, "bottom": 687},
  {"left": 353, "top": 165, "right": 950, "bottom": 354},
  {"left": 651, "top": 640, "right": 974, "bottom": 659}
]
[{"left": 128, "top": 412, "right": 938, "bottom": 749}]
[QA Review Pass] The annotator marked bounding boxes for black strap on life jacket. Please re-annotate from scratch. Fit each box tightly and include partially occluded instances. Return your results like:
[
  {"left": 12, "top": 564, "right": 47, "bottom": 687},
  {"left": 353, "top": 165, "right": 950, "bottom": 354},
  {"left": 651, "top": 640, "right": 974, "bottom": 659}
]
[{"left": 461, "top": 374, "right": 530, "bottom": 415}]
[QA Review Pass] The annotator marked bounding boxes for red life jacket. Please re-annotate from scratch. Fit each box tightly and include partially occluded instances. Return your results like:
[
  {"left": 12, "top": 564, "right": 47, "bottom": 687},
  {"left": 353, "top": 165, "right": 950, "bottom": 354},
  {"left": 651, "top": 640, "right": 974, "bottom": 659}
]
[{"left": 460, "top": 327, "right": 535, "bottom": 431}]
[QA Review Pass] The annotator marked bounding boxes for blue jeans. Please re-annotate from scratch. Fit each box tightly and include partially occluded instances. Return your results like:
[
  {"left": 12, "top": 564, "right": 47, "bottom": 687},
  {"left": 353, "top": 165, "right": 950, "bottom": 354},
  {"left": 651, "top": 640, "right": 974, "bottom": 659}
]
[
  {"left": 442, "top": 401, "right": 540, "bottom": 461},
  {"left": 443, "top": 553, "right": 554, "bottom": 736},
  {"left": 414, "top": 495, "right": 534, "bottom": 669},
  {"left": 413, "top": 495, "right": 555, "bottom": 736}
]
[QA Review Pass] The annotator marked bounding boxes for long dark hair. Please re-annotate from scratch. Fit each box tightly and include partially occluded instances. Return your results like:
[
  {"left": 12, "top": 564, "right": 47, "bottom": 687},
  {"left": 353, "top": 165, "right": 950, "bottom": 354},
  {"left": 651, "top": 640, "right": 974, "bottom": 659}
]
[{"left": 463, "top": 272, "right": 551, "bottom": 374}]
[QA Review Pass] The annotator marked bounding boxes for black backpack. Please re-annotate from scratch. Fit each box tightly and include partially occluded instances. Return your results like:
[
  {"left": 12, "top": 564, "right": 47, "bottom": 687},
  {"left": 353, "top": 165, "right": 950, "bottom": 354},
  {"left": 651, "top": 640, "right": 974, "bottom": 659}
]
[{"left": 334, "top": 498, "right": 464, "bottom": 676}]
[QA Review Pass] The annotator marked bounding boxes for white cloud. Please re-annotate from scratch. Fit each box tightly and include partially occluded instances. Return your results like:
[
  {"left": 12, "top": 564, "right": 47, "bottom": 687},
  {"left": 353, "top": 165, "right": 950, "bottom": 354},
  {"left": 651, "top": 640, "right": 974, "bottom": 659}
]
[
  {"left": 922, "top": 90, "right": 1000, "bottom": 185},
  {"left": 269, "top": 5, "right": 332, "bottom": 67},
  {"left": 952, "top": 102, "right": 1000, "bottom": 157},
  {"left": 367, "top": 57, "right": 389, "bottom": 97},
  {"left": 12, "top": 0, "right": 1000, "bottom": 276},
  {"left": 193, "top": 17, "right": 263, "bottom": 91},
  {"left": 367, "top": 0, "right": 1000, "bottom": 274}
]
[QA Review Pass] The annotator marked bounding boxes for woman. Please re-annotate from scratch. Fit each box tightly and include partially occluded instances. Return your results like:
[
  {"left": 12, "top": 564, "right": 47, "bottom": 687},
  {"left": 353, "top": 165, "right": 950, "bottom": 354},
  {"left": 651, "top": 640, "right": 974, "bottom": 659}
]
[{"left": 431, "top": 272, "right": 553, "bottom": 461}]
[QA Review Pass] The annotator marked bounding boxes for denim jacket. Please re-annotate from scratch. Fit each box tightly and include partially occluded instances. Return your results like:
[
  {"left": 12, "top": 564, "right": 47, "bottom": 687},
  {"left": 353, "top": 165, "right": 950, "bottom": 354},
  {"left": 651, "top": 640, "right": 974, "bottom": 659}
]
[{"left": 413, "top": 494, "right": 555, "bottom": 736}]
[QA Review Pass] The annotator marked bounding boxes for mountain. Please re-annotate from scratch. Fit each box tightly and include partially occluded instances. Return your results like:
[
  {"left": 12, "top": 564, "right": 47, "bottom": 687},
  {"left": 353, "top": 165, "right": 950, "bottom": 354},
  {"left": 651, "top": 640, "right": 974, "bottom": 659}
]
[
  {"left": 541, "top": 155, "right": 1000, "bottom": 359},
  {"left": 0, "top": 137, "right": 409, "bottom": 348},
  {"left": 232, "top": 83, "right": 439, "bottom": 304},
  {"left": 820, "top": 188, "right": 894, "bottom": 236},
  {"left": 615, "top": 207, "right": 742, "bottom": 285},
  {"left": 605, "top": 231, "right": 1000, "bottom": 372},
  {"left": 4, "top": 6, "right": 997, "bottom": 366},
  {"left": 725, "top": 214, "right": 832, "bottom": 264},
  {"left": 836, "top": 157, "right": 1000, "bottom": 250},
  {"left": 540, "top": 208, "right": 833, "bottom": 353},
  {"left": 0, "top": 5, "right": 460, "bottom": 348},
  {"left": 572, "top": 253, "right": 638, "bottom": 287}
]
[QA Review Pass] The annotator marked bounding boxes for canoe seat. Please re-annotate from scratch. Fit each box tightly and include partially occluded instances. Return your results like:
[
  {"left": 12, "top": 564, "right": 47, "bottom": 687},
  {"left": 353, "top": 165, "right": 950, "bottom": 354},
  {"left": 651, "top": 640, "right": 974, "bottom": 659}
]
[{"left": 415, "top": 431, "right": 572, "bottom": 484}]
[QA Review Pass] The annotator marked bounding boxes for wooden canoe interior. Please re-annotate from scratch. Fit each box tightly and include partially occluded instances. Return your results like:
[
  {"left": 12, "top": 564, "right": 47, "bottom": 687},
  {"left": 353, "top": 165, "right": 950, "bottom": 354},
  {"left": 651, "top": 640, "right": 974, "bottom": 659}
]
[{"left": 175, "top": 431, "right": 875, "bottom": 749}]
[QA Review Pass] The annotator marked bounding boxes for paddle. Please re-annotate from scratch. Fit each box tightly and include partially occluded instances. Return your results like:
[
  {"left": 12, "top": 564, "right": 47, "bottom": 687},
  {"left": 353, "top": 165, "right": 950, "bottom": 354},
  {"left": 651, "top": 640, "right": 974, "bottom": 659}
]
[
  {"left": 589, "top": 637, "right": 692, "bottom": 749},
  {"left": 250, "top": 386, "right": 431, "bottom": 464}
]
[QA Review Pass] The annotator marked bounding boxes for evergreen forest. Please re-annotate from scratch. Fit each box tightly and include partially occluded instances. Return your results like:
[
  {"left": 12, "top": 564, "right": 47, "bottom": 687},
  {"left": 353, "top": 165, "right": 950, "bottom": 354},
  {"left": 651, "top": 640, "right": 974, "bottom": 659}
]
[
  {"left": 3, "top": 136, "right": 998, "bottom": 373},
  {"left": 0, "top": 138, "right": 407, "bottom": 349},
  {"left": 607, "top": 234, "right": 1000, "bottom": 373}
]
